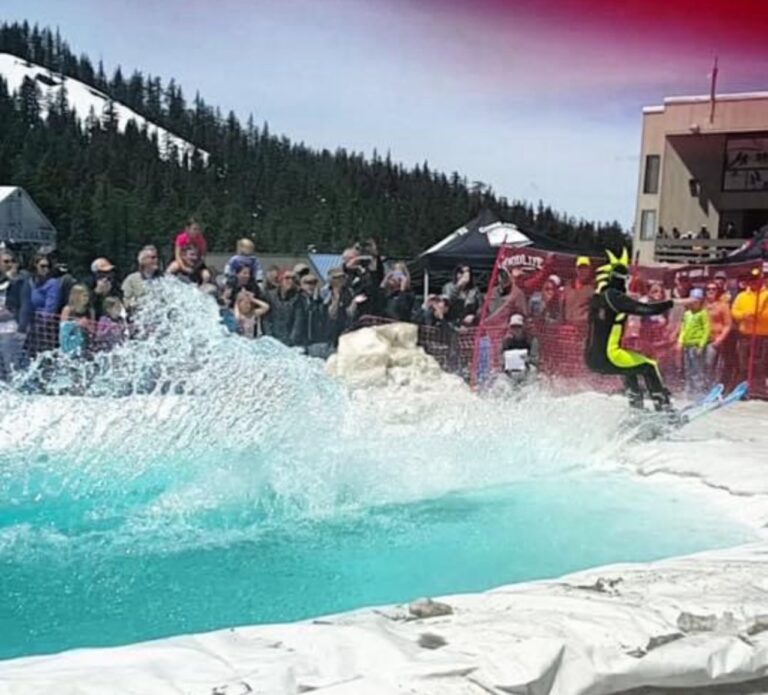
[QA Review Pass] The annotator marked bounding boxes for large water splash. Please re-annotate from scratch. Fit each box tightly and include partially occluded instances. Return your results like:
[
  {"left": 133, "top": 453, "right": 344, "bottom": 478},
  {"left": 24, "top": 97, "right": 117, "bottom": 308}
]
[{"left": 1, "top": 281, "right": 626, "bottom": 552}]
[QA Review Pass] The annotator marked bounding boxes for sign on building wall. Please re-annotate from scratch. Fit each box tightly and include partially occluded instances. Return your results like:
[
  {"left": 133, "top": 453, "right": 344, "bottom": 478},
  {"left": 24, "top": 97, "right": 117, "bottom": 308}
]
[{"left": 723, "top": 135, "right": 768, "bottom": 191}]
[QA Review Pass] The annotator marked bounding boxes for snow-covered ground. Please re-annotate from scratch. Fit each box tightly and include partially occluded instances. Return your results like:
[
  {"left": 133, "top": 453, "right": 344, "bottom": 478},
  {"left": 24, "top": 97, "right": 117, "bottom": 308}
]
[
  {"left": 1, "top": 396, "right": 767, "bottom": 694},
  {"left": 0, "top": 53, "right": 208, "bottom": 164}
]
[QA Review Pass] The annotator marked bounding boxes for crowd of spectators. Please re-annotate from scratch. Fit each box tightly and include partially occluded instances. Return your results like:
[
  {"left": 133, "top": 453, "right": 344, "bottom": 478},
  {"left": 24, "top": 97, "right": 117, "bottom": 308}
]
[
  {"left": 0, "top": 218, "right": 500, "bottom": 379},
  {"left": 1, "top": 217, "right": 766, "bottom": 394}
]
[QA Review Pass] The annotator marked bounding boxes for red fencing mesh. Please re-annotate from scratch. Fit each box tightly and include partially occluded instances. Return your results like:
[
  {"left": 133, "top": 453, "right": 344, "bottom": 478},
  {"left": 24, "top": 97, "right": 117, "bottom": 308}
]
[
  {"left": 21, "top": 313, "right": 128, "bottom": 359},
  {"left": 473, "top": 247, "right": 768, "bottom": 400}
]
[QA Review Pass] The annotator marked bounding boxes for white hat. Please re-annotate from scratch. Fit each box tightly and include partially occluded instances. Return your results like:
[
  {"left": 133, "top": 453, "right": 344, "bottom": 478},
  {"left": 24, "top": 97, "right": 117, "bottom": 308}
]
[
  {"left": 509, "top": 313, "right": 524, "bottom": 327},
  {"left": 547, "top": 274, "right": 562, "bottom": 287}
]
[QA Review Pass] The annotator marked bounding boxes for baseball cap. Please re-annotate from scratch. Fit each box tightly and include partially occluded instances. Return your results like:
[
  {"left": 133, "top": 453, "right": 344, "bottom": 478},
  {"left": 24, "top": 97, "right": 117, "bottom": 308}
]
[
  {"left": 690, "top": 288, "right": 705, "bottom": 299},
  {"left": 328, "top": 266, "right": 345, "bottom": 279},
  {"left": 714, "top": 270, "right": 727, "bottom": 279},
  {"left": 293, "top": 263, "right": 310, "bottom": 277},
  {"left": 509, "top": 313, "right": 524, "bottom": 327},
  {"left": 576, "top": 256, "right": 591, "bottom": 267},
  {"left": 91, "top": 257, "right": 115, "bottom": 273}
]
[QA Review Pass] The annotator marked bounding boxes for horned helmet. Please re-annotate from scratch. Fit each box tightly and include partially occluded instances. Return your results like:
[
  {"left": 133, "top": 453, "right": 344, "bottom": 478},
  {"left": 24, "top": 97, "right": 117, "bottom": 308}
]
[{"left": 595, "top": 248, "right": 630, "bottom": 294}]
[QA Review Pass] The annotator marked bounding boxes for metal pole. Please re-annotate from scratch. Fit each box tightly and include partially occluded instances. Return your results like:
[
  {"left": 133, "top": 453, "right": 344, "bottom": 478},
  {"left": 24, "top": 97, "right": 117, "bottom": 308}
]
[{"left": 423, "top": 269, "right": 429, "bottom": 302}]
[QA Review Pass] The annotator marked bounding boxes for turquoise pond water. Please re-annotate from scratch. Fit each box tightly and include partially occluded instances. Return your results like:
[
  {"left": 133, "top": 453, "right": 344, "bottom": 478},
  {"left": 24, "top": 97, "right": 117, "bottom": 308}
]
[
  {"left": 0, "top": 285, "right": 755, "bottom": 660},
  {"left": 0, "top": 471, "right": 754, "bottom": 661}
]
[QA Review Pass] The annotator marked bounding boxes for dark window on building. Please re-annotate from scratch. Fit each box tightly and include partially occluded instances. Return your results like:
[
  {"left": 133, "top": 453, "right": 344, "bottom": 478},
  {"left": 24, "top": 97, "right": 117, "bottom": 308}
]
[{"left": 643, "top": 155, "right": 660, "bottom": 194}]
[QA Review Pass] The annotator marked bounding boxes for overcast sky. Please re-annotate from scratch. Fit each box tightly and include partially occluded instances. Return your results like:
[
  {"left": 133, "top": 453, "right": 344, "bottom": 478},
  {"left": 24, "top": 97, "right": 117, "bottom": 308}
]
[{"left": 3, "top": 0, "right": 767, "bottom": 227}]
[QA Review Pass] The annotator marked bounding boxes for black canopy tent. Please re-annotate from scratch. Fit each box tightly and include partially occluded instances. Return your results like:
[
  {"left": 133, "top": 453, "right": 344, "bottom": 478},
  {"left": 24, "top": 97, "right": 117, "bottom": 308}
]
[{"left": 411, "top": 209, "right": 585, "bottom": 297}]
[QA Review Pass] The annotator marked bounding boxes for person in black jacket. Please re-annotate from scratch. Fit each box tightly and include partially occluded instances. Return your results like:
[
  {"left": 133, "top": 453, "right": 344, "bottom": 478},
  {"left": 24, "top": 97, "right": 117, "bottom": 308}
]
[
  {"left": 264, "top": 270, "right": 298, "bottom": 345},
  {"left": 381, "top": 263, "right": 415, "bottom": 322},
  {"left": 585, "top": 249, "right": 674, "bottom": 411},
  {"left": 290, "top": 274, "right": 329, "bottom": 358}
]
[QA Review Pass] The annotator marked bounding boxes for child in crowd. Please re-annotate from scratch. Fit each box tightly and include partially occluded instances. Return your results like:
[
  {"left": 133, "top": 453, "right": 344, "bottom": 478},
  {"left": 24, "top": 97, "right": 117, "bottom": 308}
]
[
  {"left": 59, "top": 284, "right": 92, "bottom": 357},
  {"left": 224, "top": 238, "right": 262, "bottom": 283},
  {"left": 678, "top": 287, "right": 711, "bottom": 396},
  {"left": 96, "top": 296, "right": 128, "bottom": 350},
  {"left": 174, "top": 218, "right": 208, "bottom": 274},
  {"left": 234, "top": 293, "right": 270, "bottom": 338}
]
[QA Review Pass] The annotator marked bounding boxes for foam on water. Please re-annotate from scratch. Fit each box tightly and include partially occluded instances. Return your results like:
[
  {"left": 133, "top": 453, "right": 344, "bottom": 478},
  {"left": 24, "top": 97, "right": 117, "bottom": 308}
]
[{"left": 0, "top": 282, "right": 627, "bottom": 541}]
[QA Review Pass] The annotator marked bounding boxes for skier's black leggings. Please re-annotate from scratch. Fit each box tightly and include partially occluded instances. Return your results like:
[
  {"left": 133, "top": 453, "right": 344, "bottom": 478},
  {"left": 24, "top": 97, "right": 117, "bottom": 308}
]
[{"left": 623, "top": 363, "right": 670, "bottom": 409}]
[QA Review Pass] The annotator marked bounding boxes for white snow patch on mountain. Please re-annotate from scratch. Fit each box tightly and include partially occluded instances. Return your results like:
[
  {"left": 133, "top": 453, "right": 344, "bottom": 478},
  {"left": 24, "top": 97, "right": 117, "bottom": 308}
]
[{"left": 0, "top": 53, "right": 209, "bottom": 165}]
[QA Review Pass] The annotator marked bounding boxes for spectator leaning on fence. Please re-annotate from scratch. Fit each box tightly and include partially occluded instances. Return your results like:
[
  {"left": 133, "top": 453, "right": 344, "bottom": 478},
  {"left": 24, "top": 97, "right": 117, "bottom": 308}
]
[
  {"left": 96, "top": 296, "right": 128, "bottom": 350},
  {"left": 25, "top": 254, "right": 61, "bottom": 357},
  {"left": 731, "top": 268, "right": 768, "bottom": 338},
  {"left": 122, "top": 246, "right": 161, "bottom": 313},
  {"left": 562, "top": 256, "right": 594, "bottom": 324},
  {"left": 0, "top": 250, "right": 26, "bottom": 379},
  {"left": 530, "top": 275, "right": 563, "bottom": 323},
  {"left": 704, "top": 280, "right": 732, "bottom": 373},
  {"left": 59, "top": 284, "right": 92, "bottom": 358},
  {"left": 713, "top": 270, "right": 732, "bottom": 303},
  {"left": 677, "top": 287, "right": 711, "bottom": 396},
  {"left": 730, "top": 268, "right": 768, "bottom": 389}
]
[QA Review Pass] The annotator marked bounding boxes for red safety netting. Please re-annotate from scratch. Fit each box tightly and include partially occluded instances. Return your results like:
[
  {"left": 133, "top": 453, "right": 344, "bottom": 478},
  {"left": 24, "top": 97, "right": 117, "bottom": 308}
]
[{"left": 472, "top": 246, "right": 768, "bottom": 400}]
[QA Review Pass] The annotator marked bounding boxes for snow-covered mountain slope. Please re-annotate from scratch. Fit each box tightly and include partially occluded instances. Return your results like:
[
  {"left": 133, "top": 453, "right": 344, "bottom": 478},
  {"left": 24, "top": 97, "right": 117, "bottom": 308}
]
[{"left": 0, "top": 53, "right": 209, "bottom": 165}]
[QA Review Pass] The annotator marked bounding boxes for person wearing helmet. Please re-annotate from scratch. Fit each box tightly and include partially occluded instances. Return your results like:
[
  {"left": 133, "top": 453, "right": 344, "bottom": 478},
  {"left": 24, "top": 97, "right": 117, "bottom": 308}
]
[{"left": 585, "top": 249, "right": 674, "bottom": 411}]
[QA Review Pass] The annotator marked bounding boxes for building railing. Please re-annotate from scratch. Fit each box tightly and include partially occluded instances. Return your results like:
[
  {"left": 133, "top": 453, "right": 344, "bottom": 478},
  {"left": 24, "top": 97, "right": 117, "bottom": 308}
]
[{"left": 653, "top": 238, "right": 744, "bottom": 264}]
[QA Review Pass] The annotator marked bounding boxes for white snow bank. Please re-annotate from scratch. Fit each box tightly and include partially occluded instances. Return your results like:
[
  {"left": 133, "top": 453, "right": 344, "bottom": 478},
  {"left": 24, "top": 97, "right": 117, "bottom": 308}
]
[{"left": 622, "top": 401, "right": 768, "bottom": 529}]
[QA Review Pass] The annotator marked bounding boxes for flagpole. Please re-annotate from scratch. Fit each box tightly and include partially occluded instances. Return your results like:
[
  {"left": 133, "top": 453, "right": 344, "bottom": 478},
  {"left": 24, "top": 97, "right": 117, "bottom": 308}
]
[{"left": 709, "top": 57, "right": 719, "bottom": 124}]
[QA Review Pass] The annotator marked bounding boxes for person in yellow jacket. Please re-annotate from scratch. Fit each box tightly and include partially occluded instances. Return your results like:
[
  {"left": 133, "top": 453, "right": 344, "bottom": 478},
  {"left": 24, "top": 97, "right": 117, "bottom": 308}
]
[
  {"left": 677, "top": 287, "right": 711, "bottom": 396},
  {"left": 731, "top": 268, "right": 768, "bottom": 337},
  {"left": 731, "top": 267, "right": 768, "bottom": 390}
]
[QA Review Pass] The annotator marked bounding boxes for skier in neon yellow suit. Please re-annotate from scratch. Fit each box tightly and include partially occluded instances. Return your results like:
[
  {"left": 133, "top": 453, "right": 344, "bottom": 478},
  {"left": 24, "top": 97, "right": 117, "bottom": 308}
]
[{"left": 585, "top": 249, "right": 675, "bottom": 411}]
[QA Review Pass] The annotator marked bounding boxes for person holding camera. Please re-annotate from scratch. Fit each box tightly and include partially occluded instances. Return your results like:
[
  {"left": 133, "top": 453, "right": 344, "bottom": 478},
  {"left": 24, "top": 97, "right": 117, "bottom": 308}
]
[
  {"left": 88, "top": 257, "right": 122, "bottom": 320},
  {"left": 324, "top": 266, "right": 355, "bottom": 346},
  {"left": 442, "top": 264, "right": 483, "bottom": 326},
  {"left": 342, "top": 243, "right": 382, "bottom": 323},
  {"left": 381, "top": 263, "right": 415, "bottom": 322}
]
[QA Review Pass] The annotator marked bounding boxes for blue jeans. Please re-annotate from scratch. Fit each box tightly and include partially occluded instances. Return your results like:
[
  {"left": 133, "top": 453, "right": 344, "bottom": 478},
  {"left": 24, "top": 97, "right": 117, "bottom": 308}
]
[
  {"left": 683, "top": 346, "right": 706, "bottom": 396},
  {"left": 0, "top": 332, "right": 25, "bottom": 381}
]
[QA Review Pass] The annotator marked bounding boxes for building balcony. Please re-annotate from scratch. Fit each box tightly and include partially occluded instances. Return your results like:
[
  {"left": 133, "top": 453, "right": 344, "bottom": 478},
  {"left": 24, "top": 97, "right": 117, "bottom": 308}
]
[{"left": 653, "top": 237, "right": 745, "bottom": 264}]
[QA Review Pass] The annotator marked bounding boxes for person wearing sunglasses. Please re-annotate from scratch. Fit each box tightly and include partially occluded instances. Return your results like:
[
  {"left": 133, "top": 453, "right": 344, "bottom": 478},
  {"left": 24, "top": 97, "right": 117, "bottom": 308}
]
[
  {"left": 24, "top": 254, "right": 61, "bottom": 356},
  {"left": 703, "top": 282, "right": 732, "bottom": 377},
  {"left": 122, "top": 246, "right": 162, "bottom": 314},
  {"left": 289, "top": 274, "right": 330, "bottom": 358}
]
